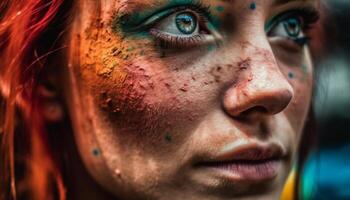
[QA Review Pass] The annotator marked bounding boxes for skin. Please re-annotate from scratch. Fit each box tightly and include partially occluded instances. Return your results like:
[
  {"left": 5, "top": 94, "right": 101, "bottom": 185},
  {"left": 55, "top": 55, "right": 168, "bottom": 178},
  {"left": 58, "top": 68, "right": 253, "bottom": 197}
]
[{"left": 60, "top": 0, "right": 317, "bottom": 199}]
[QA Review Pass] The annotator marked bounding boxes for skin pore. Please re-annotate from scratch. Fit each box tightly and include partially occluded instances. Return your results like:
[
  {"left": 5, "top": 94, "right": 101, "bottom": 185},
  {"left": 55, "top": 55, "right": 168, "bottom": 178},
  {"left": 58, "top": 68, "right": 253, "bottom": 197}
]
[{"left": 62, "top": 0, "right": 318, "bottom": 199}]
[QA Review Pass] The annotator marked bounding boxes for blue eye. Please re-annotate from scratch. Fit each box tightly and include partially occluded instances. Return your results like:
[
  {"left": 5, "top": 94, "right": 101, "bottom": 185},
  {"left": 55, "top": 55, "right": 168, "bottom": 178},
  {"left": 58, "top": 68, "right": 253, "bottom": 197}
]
[
  {"left": 146, "top": 8, "right": 216, "bottom": 48},
  {"left": 282, "top": 18, "right": 301, "bottom": 38},
  {"left": 267, "top": 15, "right": 308, "bottom": 46},
  {"left": 175, "top": 12, "right": 197, "bottom": 34}
]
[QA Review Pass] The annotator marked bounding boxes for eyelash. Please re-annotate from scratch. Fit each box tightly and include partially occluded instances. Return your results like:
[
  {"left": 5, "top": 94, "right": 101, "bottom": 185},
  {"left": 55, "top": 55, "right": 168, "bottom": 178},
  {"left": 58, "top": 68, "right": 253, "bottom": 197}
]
[
  {"left": 148, "top": 3, "right": 212, "bottom": 48},
  {"left": 128, "top": 4, "right": 320, "bottom": 49},
  {"left": 150, "top": 28, "right": 207, "bottom": 48},
  {"left": 267, "top": 7, "right": 320, "bottom": 46}
]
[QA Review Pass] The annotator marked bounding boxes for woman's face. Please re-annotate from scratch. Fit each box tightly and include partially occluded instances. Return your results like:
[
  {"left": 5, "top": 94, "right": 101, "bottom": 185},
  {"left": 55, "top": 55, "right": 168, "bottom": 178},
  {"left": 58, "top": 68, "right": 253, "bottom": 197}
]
[{"left": 66, "top": 0, "right": 318, "bottom": 199}]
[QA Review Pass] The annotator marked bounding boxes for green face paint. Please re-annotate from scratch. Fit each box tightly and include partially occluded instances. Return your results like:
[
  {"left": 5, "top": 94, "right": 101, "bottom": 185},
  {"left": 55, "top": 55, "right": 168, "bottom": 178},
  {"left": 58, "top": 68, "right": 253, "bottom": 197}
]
[
  {"left": 288, "top": 72, "right": 295, "bottom": 79},
  {"left": 215, "top": 6, "right": 224, "bottom": 12},
  {"left": 115, "top": 0, "right": 222, "bottom": 35},
  {"left": 249, "top": 2, "right": 256, "bottom": 10},
  {"left": 265, "top": 15, "right": 278, "bottom": 33},
  {"left": 301, "top": 64, "right": 308, "bottom": 79}
]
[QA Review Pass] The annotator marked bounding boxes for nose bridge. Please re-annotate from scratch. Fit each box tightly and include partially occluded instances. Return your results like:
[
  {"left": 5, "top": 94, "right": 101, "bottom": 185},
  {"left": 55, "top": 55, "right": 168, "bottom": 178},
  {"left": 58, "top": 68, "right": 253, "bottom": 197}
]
[
  {"left": 222, "top": 35, "right": 294, "bottom": 118},
  {"left": 246, "top": 43, "right": 293, "bottom": 95}
]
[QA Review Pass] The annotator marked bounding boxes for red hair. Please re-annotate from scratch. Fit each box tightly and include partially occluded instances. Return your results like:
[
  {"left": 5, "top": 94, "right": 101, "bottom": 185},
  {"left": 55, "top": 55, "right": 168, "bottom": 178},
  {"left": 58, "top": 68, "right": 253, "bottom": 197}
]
[{"left": 0, "top": 0, "right": 71, "bottom": 199}]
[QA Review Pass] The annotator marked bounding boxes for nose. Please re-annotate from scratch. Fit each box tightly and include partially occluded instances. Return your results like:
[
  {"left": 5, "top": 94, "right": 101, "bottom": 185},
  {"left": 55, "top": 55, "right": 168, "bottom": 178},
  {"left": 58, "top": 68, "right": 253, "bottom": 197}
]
[{"left": 222, "top": 47, "right": 294, "bottom": 119}]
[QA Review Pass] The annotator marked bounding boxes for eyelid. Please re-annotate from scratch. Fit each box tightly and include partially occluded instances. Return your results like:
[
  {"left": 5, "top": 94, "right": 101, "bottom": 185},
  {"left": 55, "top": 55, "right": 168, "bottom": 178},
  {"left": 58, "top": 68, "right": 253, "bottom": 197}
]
[
  {"left": 265, "top": 7, "right": 320, "bottom": 34},
  {"left": 123, "top": 4, "right": 212, "bottom": 33}
]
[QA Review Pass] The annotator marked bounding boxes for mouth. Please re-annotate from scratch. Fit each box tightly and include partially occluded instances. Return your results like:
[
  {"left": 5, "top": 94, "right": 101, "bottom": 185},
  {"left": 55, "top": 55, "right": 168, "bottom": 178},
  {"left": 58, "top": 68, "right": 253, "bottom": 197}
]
[{"left": 195, "top": 143, "right": 287, "bottom": 182}]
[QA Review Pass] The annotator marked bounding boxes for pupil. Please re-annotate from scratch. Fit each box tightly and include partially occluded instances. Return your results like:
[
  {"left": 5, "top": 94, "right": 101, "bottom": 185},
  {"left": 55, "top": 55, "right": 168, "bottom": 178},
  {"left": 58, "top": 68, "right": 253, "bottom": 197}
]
[
  {"left": 284, "top": 18, "right": 300, "bottom": 37},
  {"left": 176, "top": 12, "right": 197, "bottom": 34}
]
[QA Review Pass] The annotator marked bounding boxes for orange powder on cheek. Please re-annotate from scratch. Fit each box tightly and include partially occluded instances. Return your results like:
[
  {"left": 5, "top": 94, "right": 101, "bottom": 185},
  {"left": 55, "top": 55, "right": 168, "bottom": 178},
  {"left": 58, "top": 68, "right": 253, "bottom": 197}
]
[
  {"left": 77, "top": 19, "right": 187, "bottom": 135},
  {"left": 79, "top": 19, "right": 151, "bottom": 112}
]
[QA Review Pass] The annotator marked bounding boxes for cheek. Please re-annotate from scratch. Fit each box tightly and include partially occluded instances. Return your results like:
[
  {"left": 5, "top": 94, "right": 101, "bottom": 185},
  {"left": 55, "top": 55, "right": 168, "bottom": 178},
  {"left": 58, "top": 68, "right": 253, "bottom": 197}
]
[
  {"left": 284, "top": 66, "right": 313, "bottom": 134},
  {"left": 78, "top": 25, "right": 208, "bottom": 145}
]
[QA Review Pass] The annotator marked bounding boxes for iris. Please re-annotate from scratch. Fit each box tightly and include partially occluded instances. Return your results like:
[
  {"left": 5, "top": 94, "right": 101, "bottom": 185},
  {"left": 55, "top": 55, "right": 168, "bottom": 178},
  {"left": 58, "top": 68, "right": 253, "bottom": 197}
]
[
  {"left": 175, "top": 12, "right": 197, "bottom": 34},
  {"left": 283, "top": 18, "right": 301, "bottom": 38}
]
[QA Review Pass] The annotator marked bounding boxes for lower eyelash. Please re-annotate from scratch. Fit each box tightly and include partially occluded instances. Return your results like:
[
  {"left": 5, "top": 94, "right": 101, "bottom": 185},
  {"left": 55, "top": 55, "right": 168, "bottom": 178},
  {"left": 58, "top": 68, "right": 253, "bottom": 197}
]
[
  {"left": 149, "top": 28, "right": 206, "bottom": 48},
  {"left": 292, "top": 37, "right": 310, "bottom": 46}
]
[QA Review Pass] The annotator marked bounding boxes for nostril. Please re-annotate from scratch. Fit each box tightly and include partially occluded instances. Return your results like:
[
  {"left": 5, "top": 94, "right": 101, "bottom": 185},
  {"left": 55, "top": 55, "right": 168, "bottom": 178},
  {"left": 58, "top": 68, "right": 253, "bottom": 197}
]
[{"left": 240, "top": 106, "right": 268, "bottom": 117}]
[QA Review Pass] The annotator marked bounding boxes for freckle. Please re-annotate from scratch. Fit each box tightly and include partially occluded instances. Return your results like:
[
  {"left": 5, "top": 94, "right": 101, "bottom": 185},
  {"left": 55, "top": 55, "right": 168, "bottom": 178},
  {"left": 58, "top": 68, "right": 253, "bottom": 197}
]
[
  {"left": 247, "top": 74, "right": 254, "bottom": 81},
  {"left": 237, "top": 58, "right": 251, "bottom": 70},
  {"left": 216, "top": 66, "right": 222, "bottom": 72},
  {"left": 249, "top": 2, "right": 256, "bottom": 10},
  {"left": 138, "top": 68, "right": 145, "bottom": 72},
  {"left": 180, "top": 87, "right": 188, "bottom": 92},
  {"left": 164, "top": 83, "right": 171, "bottom": 88},
  {"left": 92, "top": 148, "right": 100, "bottom": 156},
  {"left": 192, "top": 76, "right": 196, "bottom": 81}
]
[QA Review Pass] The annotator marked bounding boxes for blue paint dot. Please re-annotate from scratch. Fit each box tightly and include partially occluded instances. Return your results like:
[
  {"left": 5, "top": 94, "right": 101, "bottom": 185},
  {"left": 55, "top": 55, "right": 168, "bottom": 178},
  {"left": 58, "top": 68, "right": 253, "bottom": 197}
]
[
  {"left": 250, "top": 2, "right": 256, "bottom": 10},
  {"left": 165, "top": 133, "right": 172, "bottom": 143},
  {"left": 92, "top": 148, "right": 100, "bottom": 156},
  {"left": 288, "top": 72, "right": 294, "bottom": 79},
  {"left": 207, "top": 44, "right": 215, "bottom": 52}
]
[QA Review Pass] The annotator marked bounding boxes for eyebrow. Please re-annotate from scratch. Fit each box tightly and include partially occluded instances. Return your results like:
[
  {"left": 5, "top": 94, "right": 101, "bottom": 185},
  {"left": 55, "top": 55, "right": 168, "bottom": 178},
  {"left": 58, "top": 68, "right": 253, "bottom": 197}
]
[
  {"left": 273, "top": 0, "right": 315, "bottom": 6},
  {"left": 219, "top": 0, "right": 314, "bottom": 3}
]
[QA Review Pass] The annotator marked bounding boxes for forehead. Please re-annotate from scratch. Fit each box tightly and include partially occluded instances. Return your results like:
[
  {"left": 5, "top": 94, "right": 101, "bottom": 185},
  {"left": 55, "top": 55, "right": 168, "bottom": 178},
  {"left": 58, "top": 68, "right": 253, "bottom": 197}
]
[
  {"left": 113, "top": 0, "right": 318, "bottom": 6},
  {"left": 79, "top": 0, "right": 318, "bottom": 29},
  {"left": 103, "top": 0, "right": 319, "bottom": 16}
]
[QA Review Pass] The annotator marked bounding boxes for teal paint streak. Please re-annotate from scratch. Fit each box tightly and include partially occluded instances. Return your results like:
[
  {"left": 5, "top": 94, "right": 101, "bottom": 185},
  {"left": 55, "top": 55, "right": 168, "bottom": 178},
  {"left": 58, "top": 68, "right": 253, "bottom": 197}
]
[
  {"left": 207, "top": 44, "right": 216, "bottom": 52},
  {"left": 215, "top": 6, "right": 224, "bottom": 12},
  {"left": 265, "top": 17, "right": 276, "bottom": 33},
  {"left": 119, "top": 0, "right": 200, "bottom": 30},
  {"left": 299, "top": 64, "right": 308, "bottom": 81},
  {"left": 115, "top": 0, "right": 222, "bottom": 35}
]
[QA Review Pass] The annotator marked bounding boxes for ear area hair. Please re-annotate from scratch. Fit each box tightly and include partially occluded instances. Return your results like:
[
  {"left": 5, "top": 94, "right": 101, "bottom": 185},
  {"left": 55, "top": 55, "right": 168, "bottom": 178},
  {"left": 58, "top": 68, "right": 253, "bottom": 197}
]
[{"left": 36, "top": 74, "right": 65, "bottom": 123}]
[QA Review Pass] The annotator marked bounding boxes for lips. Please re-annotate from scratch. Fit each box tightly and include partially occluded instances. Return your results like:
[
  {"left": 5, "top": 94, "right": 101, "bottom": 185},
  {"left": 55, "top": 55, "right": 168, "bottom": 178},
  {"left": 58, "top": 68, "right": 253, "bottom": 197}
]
[{"left": 195, "top": 143, "right": 286, "bottom": 182}]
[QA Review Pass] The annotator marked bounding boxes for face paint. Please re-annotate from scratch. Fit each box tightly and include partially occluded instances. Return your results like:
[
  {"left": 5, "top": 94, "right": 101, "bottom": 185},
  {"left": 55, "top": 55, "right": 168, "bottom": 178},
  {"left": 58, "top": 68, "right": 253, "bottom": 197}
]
[
  {"left": 216, "top": 6, "right": 224, "bottom": 13},
  {"left": 68, "top": 1, "right": 319, "bottom": 199},
  {"left": 288, "top": 72, "right": 295, "bottom": 79},
  {"left": 117, "top": 0, "right": 223, "bottom": 35},
  {"left": 249, "top": 2, "right": 256, "bottom": 10},
  {"left": 164, "top": 133, "right": 172, "bottom": 143},
  {"left": 92, "top": 148, "right": 100, "bottom": 156}
]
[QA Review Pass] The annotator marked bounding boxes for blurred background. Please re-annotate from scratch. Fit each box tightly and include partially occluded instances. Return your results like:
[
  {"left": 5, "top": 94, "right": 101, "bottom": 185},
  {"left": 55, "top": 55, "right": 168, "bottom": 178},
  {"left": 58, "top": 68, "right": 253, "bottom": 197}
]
[{"left": 301, "top": 0, "right": 350, "bottom": 199}]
